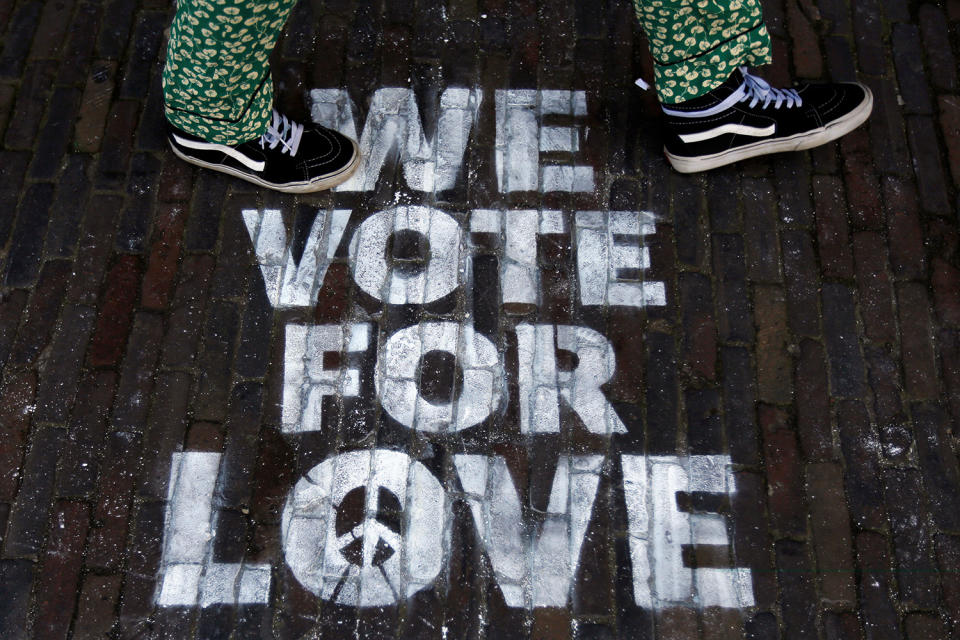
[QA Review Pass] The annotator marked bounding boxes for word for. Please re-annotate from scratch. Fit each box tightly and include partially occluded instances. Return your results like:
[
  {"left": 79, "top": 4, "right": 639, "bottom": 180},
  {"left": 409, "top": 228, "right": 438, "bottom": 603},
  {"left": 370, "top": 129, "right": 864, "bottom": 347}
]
[
  {"left": 157, "top": 451, "right": 753, "bottom": 611},
  {"left": 282, "top": 322, "right": 627, "bottom": 436},
  {"left": 310, "top": 88, "right": 594, "bottom": 193},
  {"left": 242, "top": 207, "right": 666, "bottom": 310}
]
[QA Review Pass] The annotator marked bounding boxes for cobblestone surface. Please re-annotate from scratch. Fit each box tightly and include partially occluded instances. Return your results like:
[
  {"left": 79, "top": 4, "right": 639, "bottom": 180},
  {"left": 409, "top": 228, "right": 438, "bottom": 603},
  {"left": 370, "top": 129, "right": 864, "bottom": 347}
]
[{"left": 1, "top": 0, "right": 960, "bottom": 638}]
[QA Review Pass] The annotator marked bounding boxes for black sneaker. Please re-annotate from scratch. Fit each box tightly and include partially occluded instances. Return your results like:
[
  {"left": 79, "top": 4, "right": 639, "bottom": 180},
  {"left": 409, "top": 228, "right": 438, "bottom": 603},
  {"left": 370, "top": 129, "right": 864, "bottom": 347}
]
[
  {"left": 167, "top": 109, "right": 360, "bottom": 192},
  {"left": 661, "top": 68, "right": 873, "bottom": 173}
]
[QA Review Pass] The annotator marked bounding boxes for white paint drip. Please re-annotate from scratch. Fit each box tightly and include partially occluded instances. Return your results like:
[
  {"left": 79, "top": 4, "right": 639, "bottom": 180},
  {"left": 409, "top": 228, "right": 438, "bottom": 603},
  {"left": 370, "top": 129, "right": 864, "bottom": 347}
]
[
  {"left": 242, "top": 208, "right": 350, "bottom": 309},
  {"left": 156, "top": 452, "right": 271, "bottom": 607},
  {"left": 283, "top": 323, "right": 371, "bottom": 433},
  {"left": 376, "top": 322, "right": 503, "bottom": 432},
  {"left": 621, "top": 454, "right": 754, "bottom": 610},
  {"left": 575, "top": 211, "right": 666, "bottom": 308},
  {"left": 281, "top": 450, "right": 448, "bottom": 607},
  {"left": 515, "top": 324, "right": 626, "bottom": 435},
  {"left": 494, "top": 90, "right": 594, "bottom": 193},
  {"left": 310, "top": 88, "right": 482, "bottom": 192},
  {"left": 453, "top": 454, "right": 602, "bottom": 607},
  {"left": 350, "top": 206, "right": 463, "bottom": 305}
]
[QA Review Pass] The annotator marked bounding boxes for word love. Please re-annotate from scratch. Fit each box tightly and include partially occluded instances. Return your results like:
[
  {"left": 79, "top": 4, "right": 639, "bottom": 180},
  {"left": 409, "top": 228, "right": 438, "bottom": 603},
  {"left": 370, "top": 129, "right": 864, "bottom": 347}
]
[{"left": 157, "top": 451, "right": 754, "bottom": 611}]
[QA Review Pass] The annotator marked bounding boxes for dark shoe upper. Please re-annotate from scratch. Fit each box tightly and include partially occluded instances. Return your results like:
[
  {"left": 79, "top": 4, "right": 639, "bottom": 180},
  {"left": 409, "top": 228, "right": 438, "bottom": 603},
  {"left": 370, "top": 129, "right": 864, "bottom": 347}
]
[
  {"left": 662, "top": 68, "right": 871, "bottom": 160},
  {"left": 167, "top": 110, "right": 358, "bottom": 189}
]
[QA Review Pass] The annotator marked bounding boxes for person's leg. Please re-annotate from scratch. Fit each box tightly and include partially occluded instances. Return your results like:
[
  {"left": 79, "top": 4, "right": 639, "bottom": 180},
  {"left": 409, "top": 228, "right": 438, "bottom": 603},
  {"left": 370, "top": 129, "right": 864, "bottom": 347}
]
[
  {"left": 163, "top": 0, "right": 297, "bottom": 145},
  {"left": 634, "top": 0, "right": 872, "bottom": 173},
  {"left": 162, "top": 0, "right": 360, "bottom": 192},
  {"left": 633, "top": 0, "right": 772, "bottom": 105}
]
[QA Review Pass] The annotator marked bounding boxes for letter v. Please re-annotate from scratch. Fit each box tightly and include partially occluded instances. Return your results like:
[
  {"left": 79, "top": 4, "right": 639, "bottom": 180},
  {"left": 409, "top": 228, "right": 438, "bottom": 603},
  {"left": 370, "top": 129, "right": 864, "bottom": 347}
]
[
  {"left": 453, "top": 454, "right": 602, "bottom": 608},
  {"left": 242, "top": 208, "right": 351, "bottom": 309}
]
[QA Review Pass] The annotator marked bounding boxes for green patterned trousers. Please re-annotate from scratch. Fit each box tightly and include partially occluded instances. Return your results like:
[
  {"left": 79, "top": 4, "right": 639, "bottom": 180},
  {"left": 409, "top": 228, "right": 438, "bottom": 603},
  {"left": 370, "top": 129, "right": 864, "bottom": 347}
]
[
  {"left": 162, "top": 0, "right": 297, "bottom": 145},
  {"left": 633, "top": 0, "right": 773, "bottom": 104},
  {"left": 162, "top": 0, "right": 772, "bottom": 142}
]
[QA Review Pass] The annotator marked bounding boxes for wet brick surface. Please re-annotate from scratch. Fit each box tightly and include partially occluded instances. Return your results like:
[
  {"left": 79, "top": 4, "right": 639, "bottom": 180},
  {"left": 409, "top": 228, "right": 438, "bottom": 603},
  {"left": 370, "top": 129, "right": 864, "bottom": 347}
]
[{"left": 1, "top": 0, "right": 960, "bottom": 638}]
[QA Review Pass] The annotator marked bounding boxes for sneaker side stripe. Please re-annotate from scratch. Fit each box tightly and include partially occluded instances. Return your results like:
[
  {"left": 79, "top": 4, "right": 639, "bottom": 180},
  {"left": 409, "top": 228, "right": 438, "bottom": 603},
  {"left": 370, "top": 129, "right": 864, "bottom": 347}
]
[
  {"left": 171, "top": 133, "right": 266, "bottom": 172},
  {"left": 678, "top": 123, "right": 776, "bottom": 143}
]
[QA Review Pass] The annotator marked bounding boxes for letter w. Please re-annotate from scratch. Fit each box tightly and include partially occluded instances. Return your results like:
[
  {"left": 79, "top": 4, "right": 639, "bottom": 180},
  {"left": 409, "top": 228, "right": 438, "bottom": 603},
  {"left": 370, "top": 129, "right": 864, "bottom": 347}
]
[
  {"left": 453, "top": 454, "right": 602, "bottom": 608},
  {"left": 242, "top": 208, "right": 351, "bottom": 309},
  {"left": 310, "top": 87, "right": 482, "bottom": 192}
]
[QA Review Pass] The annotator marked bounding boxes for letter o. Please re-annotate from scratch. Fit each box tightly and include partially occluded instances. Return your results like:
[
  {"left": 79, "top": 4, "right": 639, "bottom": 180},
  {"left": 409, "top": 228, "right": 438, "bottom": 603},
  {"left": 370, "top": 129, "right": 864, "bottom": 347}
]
[
  {"left": 376, "top": 322, "right": 503, "bottom": 432},
  {"left": 281, "top": 449, "right": 448, "bottom": 607},
  {"left": 349, "top": 206, "right": 462, "bottom": 304}
]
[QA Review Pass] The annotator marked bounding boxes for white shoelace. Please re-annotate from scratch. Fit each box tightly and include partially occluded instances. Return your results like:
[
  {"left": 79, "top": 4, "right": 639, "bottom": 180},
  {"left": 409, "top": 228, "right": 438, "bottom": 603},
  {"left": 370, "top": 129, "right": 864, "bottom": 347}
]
[
  {"left": 739, "top": 67, "right": 802, "bottom": 109},
  {"left": 657, "top": 67, "right": 804, "bottom": 118},
  {"left": 260, "top": 110, "right": 304, "bottom": 156}
]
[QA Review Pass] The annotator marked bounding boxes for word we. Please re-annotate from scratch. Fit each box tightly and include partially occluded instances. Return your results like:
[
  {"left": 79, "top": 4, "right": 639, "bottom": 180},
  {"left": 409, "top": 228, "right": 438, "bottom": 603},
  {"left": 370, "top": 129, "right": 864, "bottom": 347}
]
[
  {"left": 157, "top": 451, "right": 754, "bottom": 611},
  {"left": 310, "top": 88, "right": 594, "bottom": 193}
]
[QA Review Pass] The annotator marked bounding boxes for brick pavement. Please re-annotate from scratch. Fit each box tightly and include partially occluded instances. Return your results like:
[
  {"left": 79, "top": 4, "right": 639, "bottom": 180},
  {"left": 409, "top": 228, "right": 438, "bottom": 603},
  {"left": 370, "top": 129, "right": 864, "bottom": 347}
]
[{"left": 1, "top": 0, "right": 960, "bottom": 638}]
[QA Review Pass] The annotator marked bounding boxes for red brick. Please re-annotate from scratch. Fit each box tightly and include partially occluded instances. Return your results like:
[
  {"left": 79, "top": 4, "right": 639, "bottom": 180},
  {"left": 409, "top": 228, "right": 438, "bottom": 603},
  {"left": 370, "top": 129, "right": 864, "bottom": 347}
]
[
  {"left": 160, "top": 254, "right": 215, "bottom": 368},
  {"left": 32, "top": 500, "right": 89, "bottom": 639},
  {"left": 795, "top": 340, "right": 834, "bottom": 460},
  {"left": 940, "top": 96, "right": 960, "bottom": 188},
  {"left": 0, "top": 371, "right": 36, "bottom": 501},
  {"left": 3, "top": 61, "right": 56, "bottom": 149},
  {"left": 158, "top": 155, "right": 195, "bottom": 202},
  {"left": 96, "top": 99, "right": 140, "bottom": 188},
  {"left": 907, "top": 115, "right": 952, "bottom": 215},
  {"left": 942, "top": 330, "right": 960, "bottom": 429},
  {"left": 813, "top": 176, "right": 854, "bottom": 279},
  {"left": 823, "top": 611, "right": 861, "bottom": 640},
  {"left": 864, "top": 347, "right": 911, "bottom": 462},
  {"left": 8, "top": 259, "right": 71, "bottom": 367},
  {"left": 87, "top": 254, "right": 142, "bottom": 367},
  {"left": 855, "top": 532, "right": 902, "bottom": 640},
  {"left": 141, "top": 203, "right": 187, "bottom": 310},
  {"left": 775, "top": 540, "right": 820, "bottom": 638},
  {"left": 883, "top": 177, "right": 926, "bottom": 279},
  {"left": 897, "top": 283, "right": 939, "bottom": 399},
  {"left": 837, "top": 400, "right": 886, "bottom": 530},
  {"left": 85, "top": 431, "right": 141, "bottom": 571},
  {"left": 742, "top": 178, "right": 782, "bottom": 283},
  {"left": 841, "top": 129, "right": 883, "bottom": 229},
  {"left": 680, "top": 273, "right": 716, "bottom": 381},
  {"left": 852, "top": 232, "right": 896, "bottom": 343},
  {"left": 74, "top": 61, "right": 117, "bottom": 153},
  {"left": 754, "top": 286, "right": 792, "bottom": 405},
  {"left": 26, "top": 0, "right": 75, "bottom": 59},
  {"left": 701, "top": 608, "right": 743, "bottom": 640},
  {"left": 906, "top": 614, "right": 949, "bottom": 640},
  {"left": 807, "top": 462, "right": 855, "bottom": 607},
  {"left": 136, "top": 372, "right": 191, "bottom": 501},
  {"left": 0, "top": 288, "right": 26, "bottom": 370},
  {"left": 68, "top": 195, "right": 123, "bottom": 306},
  {"left": 0, "top": 85, "right": 14, "bottom": 140},
  {"left": 731, "top": 472, "right": 777, "bottom": 610},
  {"left": 787, "top": 0, "right": 823, "bottom": 78},
  {"left": 73, "top": 574, "right": 122, "bottom": 638},
  {"left": 56, "top": 370, "right": 117, "bottom": 498},
  {"left": 781, "top": 230, "right": 821, "bottom": 338},
  {"left": 655, "top": 607, "right": 698, "bottom": 640},
  {"left": 918, "top": 5, "right": 957, "bottom": 91},
  {"left": 949, "top": 0, "right": 960, "bottom": 20},
  {"left": 936, "top": 534, "right": 960, "bottom": 630},
  {"left": 33, "top": 304, "right": 96, "bottom": 424},
  {"left": 760, "top": 405, "right": 806, "bottom": 537},
  {"left": 933, "top": 258, "right": 960, "bottom": 326}
]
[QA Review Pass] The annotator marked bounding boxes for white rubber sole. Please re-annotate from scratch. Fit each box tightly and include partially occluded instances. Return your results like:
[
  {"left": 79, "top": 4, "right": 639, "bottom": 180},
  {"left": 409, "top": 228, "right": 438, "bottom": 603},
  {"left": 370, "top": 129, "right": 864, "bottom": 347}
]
[
  {"left": 665, "top": 85, "right": 874, "bottom": 173},
  {"left": 169, "top": 139, "right": 361, "bottom": 193}
]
